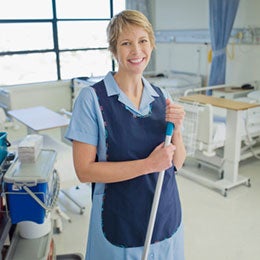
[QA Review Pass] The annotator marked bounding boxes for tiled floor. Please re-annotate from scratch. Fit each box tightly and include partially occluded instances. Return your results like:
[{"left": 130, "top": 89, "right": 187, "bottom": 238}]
[
  {"left": 5, "top": 125, "right": 260, "bottom": 260},
  {"left": 178, "top": 157, "right": 260, "bottom": 260}
]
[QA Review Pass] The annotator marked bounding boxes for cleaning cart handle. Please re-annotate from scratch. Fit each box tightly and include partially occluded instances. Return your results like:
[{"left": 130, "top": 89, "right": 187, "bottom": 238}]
[
  {"left": 22, "top": 169, "right": 60, "bottom": 212},
  {"left": 142, "top": 122, "right": 175, "bottom": 260}
]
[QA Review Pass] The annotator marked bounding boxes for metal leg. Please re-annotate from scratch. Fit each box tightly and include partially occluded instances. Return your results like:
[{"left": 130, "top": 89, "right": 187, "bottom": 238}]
[
  {"left": 52, "top": 206, "right": 72, "bottom": 233},
  {"left": 60, "top": 189, "right": 86, "bottom": 214}
]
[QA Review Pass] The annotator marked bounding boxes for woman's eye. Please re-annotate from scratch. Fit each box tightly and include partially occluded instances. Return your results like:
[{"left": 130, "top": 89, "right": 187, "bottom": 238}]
[
  {"left": 122, "top": 42, "right": 130, "bottom": 46},
  {"left": 140, "top": 39, "right": 148, "bottom": 44}
]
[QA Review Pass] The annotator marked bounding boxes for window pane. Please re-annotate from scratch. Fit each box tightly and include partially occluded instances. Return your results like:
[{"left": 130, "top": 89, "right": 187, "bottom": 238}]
[
  {"left": 0, "top": 0, "right": 52, "bottom": 19},
  {"left": 56, "top": 0, "right": 110, "bottom": 19},
  {"left": 60, "top": 50, "right": 112, "bottom": 79},
  {"left": 58, "top": 21, "right": 108, "bottom": 49},
  {"left": 0, "top": 53, "right": 57, "bottom": 85},
  {"left": 0, "top": 23, "right": 53, "bottom": 52}
]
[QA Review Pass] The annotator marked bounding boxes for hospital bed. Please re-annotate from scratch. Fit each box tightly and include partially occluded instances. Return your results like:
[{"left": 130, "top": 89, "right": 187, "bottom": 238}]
[
  {"left": 177, "top": 87, "right": 260, "bottom": 196},
  {"left": 144, "top": 70, "right": 202, "bottom": 98},
  {"left": 182, "top": 86, "right": 260, "bottom": 160}
]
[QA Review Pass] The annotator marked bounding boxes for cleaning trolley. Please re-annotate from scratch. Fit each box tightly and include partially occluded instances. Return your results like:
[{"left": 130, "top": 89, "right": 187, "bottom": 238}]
[{"left": 2, "top": 139, "right": 60, "bottom": 259}]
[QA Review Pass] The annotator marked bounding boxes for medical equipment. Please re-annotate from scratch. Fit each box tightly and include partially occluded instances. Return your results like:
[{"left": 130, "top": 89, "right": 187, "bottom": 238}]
[{"left": 142, "top": 123, "right": 174, "bottom": 260}]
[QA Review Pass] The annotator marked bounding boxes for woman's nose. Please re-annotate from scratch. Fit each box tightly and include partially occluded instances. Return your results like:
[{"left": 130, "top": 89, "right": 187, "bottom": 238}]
[{"left": 130, "top": 43, "right": 140, "bottom": 54}]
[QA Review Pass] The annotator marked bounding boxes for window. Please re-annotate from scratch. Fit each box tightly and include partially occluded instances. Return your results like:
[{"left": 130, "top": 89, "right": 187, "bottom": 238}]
[
  {"left": 0, "top": 0, "right": 125, "bottom": 85},
  {"left": 55, "top": 0, "right": 110, "bottom": 19}
]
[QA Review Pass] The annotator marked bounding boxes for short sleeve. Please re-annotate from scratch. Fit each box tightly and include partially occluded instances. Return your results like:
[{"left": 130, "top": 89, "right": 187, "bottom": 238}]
[{"left": 65, "top": 86, "right": 99, "bottom": 146}]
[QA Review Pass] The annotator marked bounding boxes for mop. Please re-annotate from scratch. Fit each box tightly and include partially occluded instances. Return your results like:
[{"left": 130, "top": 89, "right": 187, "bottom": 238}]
[{"left": 142, "top": 122, "right": 174, "bottom": 260}]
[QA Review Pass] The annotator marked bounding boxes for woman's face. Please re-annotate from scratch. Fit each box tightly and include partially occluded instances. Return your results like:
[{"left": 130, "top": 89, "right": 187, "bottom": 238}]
[{"left": 115, "top": 25, "right": 153, "bottom": 75}]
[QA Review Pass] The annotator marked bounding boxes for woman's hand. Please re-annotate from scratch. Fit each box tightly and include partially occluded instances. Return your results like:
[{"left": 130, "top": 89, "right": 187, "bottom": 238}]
[
  {"left": 165, "top": 99, "right": 185, "bottom": 132},
  {"left": 146, "top": 142, "right": 176, "bottom": 172},
  {"left": 165, "top": 98, "right": 187, "bottom": 170}
]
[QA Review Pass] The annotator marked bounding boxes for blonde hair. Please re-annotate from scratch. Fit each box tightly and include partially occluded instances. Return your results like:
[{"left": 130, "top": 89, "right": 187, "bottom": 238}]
[{"left": 107, "top": 10, "right": 155, "bottom": 56}]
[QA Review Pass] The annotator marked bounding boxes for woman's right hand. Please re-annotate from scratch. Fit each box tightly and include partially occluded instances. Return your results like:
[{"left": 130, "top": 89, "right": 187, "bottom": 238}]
[{"left": 146, "top": 142, "right": 176, "bottom": 173}]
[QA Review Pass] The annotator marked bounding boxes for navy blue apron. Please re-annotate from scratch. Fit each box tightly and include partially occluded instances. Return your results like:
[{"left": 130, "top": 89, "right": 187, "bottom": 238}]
[{"left": 92, "top": 80, "right": 181, "bottom": 248}]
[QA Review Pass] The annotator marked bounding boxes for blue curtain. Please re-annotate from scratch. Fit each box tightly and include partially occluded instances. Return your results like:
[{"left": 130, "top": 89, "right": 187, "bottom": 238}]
[{"left": 207, "top": 0, "right": 240, "bottom": 95}]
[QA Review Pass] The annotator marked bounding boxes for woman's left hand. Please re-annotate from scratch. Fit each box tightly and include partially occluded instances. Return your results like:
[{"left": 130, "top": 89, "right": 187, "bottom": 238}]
[{"left": 165, "top": 99, "right": 185, "bottom": 132}]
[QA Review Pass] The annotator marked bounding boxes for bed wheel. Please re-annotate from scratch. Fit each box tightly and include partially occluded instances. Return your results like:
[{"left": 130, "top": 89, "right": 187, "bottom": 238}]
[
  {"left": 247, "top": 179, "right": 251, "bottom": 187},
  {"left": 223, "top": 189, "right": 228, "bottom": 197}
]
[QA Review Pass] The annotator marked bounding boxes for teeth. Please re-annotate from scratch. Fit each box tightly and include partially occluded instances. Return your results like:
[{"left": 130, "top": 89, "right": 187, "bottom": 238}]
[{"left": 130, "top": 58, "right": 143, "bottom": 63}]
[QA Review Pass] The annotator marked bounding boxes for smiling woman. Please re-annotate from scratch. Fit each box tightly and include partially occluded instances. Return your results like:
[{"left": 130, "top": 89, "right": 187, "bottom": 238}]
[{"left": 65, "top": 9, "right": 186, "bottom": 260}]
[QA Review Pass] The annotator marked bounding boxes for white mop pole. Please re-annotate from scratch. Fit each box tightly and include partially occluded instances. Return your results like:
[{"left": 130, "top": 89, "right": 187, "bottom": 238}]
[{"left": 142, "top": 122, "right": 174, "bottom": 260}]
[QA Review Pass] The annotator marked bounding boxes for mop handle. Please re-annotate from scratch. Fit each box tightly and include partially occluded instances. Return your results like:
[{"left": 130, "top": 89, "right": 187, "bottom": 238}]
[{"left": 142, "top": 122, "right": 174, "bottom": 260}]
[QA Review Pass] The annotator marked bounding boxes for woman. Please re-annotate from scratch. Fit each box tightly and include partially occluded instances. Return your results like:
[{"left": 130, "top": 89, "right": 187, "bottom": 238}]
[{"left": 65, "top": 9, "right": 186, "bottom": 260}]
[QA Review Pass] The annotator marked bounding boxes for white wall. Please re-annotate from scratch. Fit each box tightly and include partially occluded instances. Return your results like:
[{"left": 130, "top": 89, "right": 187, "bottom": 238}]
[
  {"left": 154, "top": 0, "right": 209, "bottom": 30},
  {"left": 153, "top": 0, "right": 260, "bottom": 86},
  {"left": 227, "top": 0, "right": 260, "bottom": 85}
]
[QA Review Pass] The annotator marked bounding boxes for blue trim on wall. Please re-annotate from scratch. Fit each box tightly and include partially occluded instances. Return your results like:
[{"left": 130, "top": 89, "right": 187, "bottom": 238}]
[{"left": 155, "top": 28, "right": 260, "bottom": 44}]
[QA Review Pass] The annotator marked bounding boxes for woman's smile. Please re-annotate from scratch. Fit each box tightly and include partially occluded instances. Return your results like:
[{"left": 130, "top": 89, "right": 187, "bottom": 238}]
[{"left": 128, "top": 57, "right": 145, "bottom": 64}]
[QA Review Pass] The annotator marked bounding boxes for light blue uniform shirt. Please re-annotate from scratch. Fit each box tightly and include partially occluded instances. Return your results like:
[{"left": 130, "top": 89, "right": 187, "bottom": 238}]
[{"left": 65, "top": 72, "right": 184, "bottom": 260}]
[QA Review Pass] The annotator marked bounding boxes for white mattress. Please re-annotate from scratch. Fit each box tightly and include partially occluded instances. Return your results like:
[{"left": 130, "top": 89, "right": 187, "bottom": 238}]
[
  {"left": 247, "top": 90, "right": 260, "bottom": 103},
  {"left": 212, "top": 108, "right": 260, "bottom": 145},
  {"left": 144, "top": 71, "right": 202, "bottom": 98}
]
